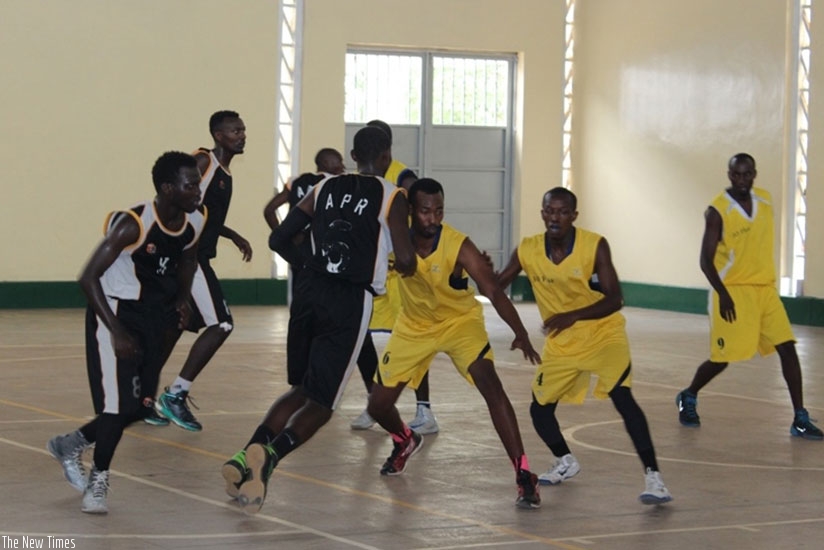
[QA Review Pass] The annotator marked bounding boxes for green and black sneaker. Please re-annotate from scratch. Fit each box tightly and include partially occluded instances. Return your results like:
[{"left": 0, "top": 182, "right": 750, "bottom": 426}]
[
  {"left": 236, "top": 443, "right": 277, "bottom": 515},
  {"left": 222, "top": 449, "right": 250, "bottom": 499}
]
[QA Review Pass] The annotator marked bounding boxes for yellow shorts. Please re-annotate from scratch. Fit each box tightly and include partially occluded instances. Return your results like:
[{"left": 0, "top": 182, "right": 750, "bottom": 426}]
[
  {"left": 532, "top": 337, "right": 631, "bottom": 405},
  {"left": 709, "top": 285, "right": 794, "bottom": 363},
  {"left": 377, "top": 308, "right": 493, "bottom": 389},
  {"left": 369, "top": 271, "right": 401, "bottom": 332}
]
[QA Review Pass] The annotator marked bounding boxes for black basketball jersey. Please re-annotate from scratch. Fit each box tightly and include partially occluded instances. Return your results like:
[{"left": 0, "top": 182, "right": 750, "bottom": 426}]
[
  {"left": 195, "top": 148, "right": 232, "bottom": 259},
  {"left": 306, "top": 174, "right": 400, "bottom": 293},
  {"left": 99, "top": 201, "right": 206, "bottom": 305},
  {"left": 288, "top": 172, "right": 327, "bottom": 210}
]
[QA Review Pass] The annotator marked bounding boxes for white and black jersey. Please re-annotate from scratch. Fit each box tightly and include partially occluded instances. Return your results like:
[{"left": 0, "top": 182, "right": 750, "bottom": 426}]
[
  {"left": 305, "top": 173, "right": 401, "bottom": 295},
  {"left": 288, "top": 172, "right": 327, "bottom": 210},
  {"left": 195, "top": 148, "right": 232, "bottom": 260},
  {"left": 99, "top": 200, "right": 206, "bottom": 305}
]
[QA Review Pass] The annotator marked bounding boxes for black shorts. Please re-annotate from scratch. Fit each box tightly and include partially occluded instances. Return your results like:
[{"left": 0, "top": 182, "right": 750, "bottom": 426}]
[
  {"left": 187, "top": 258, "right": 233, "bottom": 332},
  {"left": 85, "top": 300, "right": 178, "bottom": 415},
  {"left": 286, "top": 270, "right": 372, "bottom": 409}
]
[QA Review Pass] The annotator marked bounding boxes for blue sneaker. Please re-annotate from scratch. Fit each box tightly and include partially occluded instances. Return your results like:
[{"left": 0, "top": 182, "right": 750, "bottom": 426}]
[
  {"left": 156, "top": 387, "right": 202, "bottom": 431},
  {"left": 791, "top": 408, "right": 823, "bottom": 440},
  {"left": 676, "top": 390, "right": 700, "bottom": 427}
]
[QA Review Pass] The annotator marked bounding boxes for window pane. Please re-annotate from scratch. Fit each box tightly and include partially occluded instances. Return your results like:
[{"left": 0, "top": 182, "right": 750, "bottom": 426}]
[
  {"left": 344, "top": 53, "right": 422, "bottom": 124},
  {"left": 432, "top": 56, "right": 509, "bottom": 127}
]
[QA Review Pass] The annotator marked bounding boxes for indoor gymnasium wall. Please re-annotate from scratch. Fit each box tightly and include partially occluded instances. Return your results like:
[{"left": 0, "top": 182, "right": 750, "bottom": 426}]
[
  {"left": 0, "top": 0, "right": 278, "bottom": 284},
  {"left": 805, "top": 4, "right": 824, "bottom": 299},
  {"left": 299, "top": 0, "right": 566, "bottom": 248},
  {"left": 572, "top": 0, "right": 808, "bottom": 292}
]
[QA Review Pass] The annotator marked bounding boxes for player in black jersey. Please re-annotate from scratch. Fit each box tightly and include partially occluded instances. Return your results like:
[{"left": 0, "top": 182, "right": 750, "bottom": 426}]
[
  {"left": 48, "top": 152, "right": 205, "bottom": 514},
  {"left": 152, "top": 110, "right": 253, "bottom": 432},
  {"left": 221, "top": 127, "right": 417, "bottom": 514}
]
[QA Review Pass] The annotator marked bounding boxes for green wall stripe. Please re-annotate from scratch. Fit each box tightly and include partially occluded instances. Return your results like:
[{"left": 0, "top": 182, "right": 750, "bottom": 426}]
[{"left": 1, "top": 277, "right": 822, "bottom": 327}]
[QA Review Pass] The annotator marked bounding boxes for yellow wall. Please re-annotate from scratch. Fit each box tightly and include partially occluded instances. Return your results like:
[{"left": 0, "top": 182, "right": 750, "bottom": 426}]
[
  {"left": 299, "top": 0, "right": 565, "bottom": 246},
  {"left": 0, "top": 0, "right": 278, "bottom": 281},
  {"left": 573, "top": 0, "right": 790, "bottom": 289},
  {"left": 3, "top": 0, "right": 822, "bottom": 299}
]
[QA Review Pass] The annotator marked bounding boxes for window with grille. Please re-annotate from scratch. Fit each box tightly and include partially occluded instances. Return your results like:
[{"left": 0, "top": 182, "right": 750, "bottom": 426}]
[
  {"left": 431, "top": 56, "right": 509, "bottom": 127},
  {"left": 344, "top": 52, "right": 422, "bottom": 124}
]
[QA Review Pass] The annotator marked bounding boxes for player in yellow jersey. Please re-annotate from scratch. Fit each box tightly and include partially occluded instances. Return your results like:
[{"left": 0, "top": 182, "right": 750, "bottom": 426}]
[
  {"left": 498, "top": 187, "right": 672, "bottom": 505},
  {"left": 676, "top": 153, "right": 822, "bottom": 440},
  {"left": 365, "top": 178, "right": 543, "bottom": 509}
]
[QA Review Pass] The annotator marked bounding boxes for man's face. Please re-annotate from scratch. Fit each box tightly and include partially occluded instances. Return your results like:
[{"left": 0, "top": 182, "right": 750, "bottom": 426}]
[
  {"left": 411, "top": 191, "right": 444, "bottom": 239},
  {"left": 169, "top": 166, "right": 202, "bottom": 213},
  {"left": 727, "top": 158, "right": 756, "bottom": 199},
  {"left": 541, "top": 194, "right": 577, "bottom": 240},
  {"left": 215, "top": 117, "right": 246, "bottom": 154}
]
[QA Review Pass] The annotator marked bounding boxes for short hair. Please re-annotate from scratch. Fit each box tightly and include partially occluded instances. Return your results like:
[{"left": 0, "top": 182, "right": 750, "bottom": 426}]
[
  {"left": 314, "top": 147, "right": 342, "bottom": 169},
  {"left": 366, "top": 119, "right": 393, "bottom": 143},
  {"left": 353, "top": 126, "right": 390, "bottom": 164},
  {"left": 152, "top": 151, "right": 198, "bottom": 192},
  {"left": 209, "top": 110, "right": 240, "bottom": 137},
  {"left": 728, "top": 152, "right": 756, "bottom": 170},
  {"left": 408, "top": 178, "right": 444, "bottom": 206},
  {"left": 544, "top": 186, "right": 577, "bottom": 211}
]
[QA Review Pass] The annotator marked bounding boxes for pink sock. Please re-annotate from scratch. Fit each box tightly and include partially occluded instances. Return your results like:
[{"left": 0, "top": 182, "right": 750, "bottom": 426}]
[
  {"left": 513, "top": 454, "right": 530, "bottom": 472},
  {"left": 391, "top": 424, "right": 413, "bottom": 443}
]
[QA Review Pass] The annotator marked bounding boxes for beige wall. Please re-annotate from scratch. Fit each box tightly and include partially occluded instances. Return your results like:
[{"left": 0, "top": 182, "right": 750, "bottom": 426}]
[
  {"left": 3, "top": 0, "right": 822, "bottom": 298},
  {"left": 573, "top": 0, "right": 790, "bottom": 289},
  {"left": 0, "top": 0, "right": 278, "bottom": 281},
  {"left": 806, "top": 2, "right": 824, "bottom": 298},
  {"left": 299, "top": 0, "right": 566, "bottom": 246}
]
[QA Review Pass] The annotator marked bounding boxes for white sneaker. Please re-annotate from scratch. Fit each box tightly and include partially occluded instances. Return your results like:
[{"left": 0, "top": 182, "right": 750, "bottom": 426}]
[
  {"left": 350, "top": 409, "right": 375, "bottom": 430},
  {"left": 47, "top": 431, "right": 91, "bottom": 492},
  {"left": 408, "top": 404, "right": 439, "bottom": 435},
  {"left": 81, "top": 467, "right": 110, "bottom": 514},
  {"left": 639, "top": 468, "right": 672, "bottom": 505},
  {"left": 538, "top": 453, "right": 580, "bottom": 485}
]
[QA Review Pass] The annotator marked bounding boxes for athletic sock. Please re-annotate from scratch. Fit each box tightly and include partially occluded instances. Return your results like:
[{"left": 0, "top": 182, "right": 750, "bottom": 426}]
[
  {"left": 391, "top": 424, "right": 414, "bottom": 443},
  {"left": 170, "top": 377, "right": 192, "bottom": 393}
]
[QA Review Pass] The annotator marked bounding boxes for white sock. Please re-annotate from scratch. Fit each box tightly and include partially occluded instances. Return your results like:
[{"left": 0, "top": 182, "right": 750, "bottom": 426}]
[{"left": 170, "top": 377, "right": 192, "bottom": 393}]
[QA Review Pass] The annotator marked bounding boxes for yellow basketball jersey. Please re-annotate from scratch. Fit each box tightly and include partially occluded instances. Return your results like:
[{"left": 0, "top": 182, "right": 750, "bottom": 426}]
[
  {"left": 397, "top": 223, "right": 479, "bottom": 325},
  {"left": 710, "top": 188, "right": 776, "bottom": 286},
  {"left": 384, "top": 159, "right": 407, "bottom": 186},
  {"left": 517, "top": 228, "right": 626, "bottom": 356}
]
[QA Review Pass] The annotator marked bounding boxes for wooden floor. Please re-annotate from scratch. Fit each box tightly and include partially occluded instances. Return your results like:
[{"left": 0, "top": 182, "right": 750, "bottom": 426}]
[{"left": 1, "top": 304, "right": 822, "bottom": 550}]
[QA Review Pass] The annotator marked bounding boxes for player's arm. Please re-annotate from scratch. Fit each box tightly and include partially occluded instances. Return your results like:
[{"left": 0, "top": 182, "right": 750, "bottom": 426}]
[
  {"left": 496, "top": 248, "right": 524, "bottom": 288},
  {"left": 217, "top": 224, "right": 252, "bottom": 262},
  {"left": 263, "top": 187, "right": 291, "bottom": 231},
  {"left": 174, "top": 244, "right": 199, "bottom": 329},
  {"left": 387, "top": 191, "right": 416, "bottom": 277},
  {"left": 269, "top": 187, "right": 315, "bottom": 267},
  {"left": 542, "top": 237, "right": 623, "bottom": 337},
  {"left": 459, "top": 237, "right": 540, "bottom": 364},
  {"left": 700, "top": 206, "right": 734, "bottom": 322},
  {"left": 78, "top": 215, "right": 141, "bottom": 359}
]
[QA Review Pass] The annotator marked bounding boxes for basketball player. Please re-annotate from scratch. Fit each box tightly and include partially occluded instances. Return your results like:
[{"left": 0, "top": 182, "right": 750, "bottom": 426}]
[
  {"left": 152, "top": 110, "right": 253, "bottom": 432},
  {"left": 350, "top": 121, "right": 439, "bottom": 435},
  {"left": 366, "top": 178, "right": 543, "bottom": 509},
  {"left": 221, "top": 126, "right": 417, "bottom": 514},
  {"left": 47, "top": 151, "right": 205, "bottom": 513},
  {"left": 676, "top": 153, "right": 822, "bottom": 440},
  {"left": 497, "top": 187, "right": 672, "bottom": 505}
]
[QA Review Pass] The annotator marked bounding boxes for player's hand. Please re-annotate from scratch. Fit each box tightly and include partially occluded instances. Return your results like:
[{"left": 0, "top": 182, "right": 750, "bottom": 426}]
[
  {"left": 175, "top": 299, "right": 192, "bottom": 330},
  {"left": 542, "top": 312, "right": 578, "bottom": 337},
  {"left": 233, "top": 234, "right": 253, "bottom": 262},
  {"left": 511, "top": 333, "right": 541, "bottom": 365},
  {"left": 111, "top": 326, "right": 141, "bottom": 360},
  {"left": 718, "top": 291, "right": 736, "bottom": 323}
]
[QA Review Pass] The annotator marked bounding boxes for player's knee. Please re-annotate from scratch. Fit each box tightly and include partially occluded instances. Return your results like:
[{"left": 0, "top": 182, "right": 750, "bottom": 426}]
[{"left": 530, "top": 398, "right": 557, "bottom": 422}]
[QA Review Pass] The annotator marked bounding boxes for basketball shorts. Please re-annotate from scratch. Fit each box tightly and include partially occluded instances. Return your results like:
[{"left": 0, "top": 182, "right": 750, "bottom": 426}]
[
  {"left": 377, "top": 307, "right": 493, "bottom": 389},
  {"left": 86, "top": 299, "right": 178, "bottom": 415},
  {"left": 709, "top": 285, "right": 795, "bottom": 363},
  {"left": 532, "top": 336, "right": 632, "bottom": 405},
  {"left": 369, "top": 269, "right": 401, "bottom": 332},
  {"left": 286, "top": 270, "right": 372, "bottom": 410},
  {"left": 187, "top": 258, "right": 233, "bottom": 332}
]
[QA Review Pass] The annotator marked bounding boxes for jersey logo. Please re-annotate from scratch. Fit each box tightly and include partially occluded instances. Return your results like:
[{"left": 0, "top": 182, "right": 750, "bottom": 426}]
[
  {"left": 321, "top": 219, "right": 352, "bottom": 274},
  {"left": 219, "top": 179, "right": 226, "bottom": 189},
  {"left": 156, "top": 257, "right": 170, "bottom": 276},
  {"left": 146, "top": 243, "right": 157, "bottom": 255}
]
